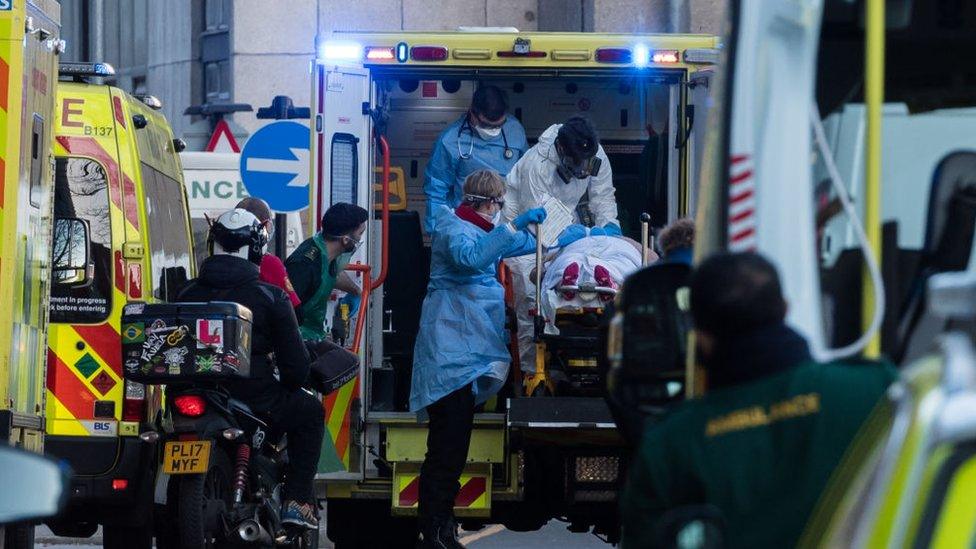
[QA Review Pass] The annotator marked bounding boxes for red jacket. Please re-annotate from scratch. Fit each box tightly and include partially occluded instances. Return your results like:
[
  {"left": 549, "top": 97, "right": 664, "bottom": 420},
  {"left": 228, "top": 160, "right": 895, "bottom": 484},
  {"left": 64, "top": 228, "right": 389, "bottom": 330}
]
[{"left": 260, "top": 254, "right": 301, "bottom": 308}]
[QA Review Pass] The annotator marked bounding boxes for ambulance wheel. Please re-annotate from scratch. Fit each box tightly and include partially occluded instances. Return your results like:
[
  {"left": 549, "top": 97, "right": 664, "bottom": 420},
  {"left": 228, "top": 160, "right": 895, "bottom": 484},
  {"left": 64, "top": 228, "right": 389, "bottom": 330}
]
[
  {"left": 2, "top": 522, "right": 34, "bottom": 549},
  {"left": 103, "top": 523, "right": 152, "bottom": 549},
  {"left": 178, "top": 449, "right": 233, "bottom": 549}
]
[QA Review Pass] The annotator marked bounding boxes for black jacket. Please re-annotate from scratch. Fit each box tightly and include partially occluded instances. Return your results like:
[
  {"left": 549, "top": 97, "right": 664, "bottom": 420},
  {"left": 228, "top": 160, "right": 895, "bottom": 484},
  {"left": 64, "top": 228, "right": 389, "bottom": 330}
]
[{"left": 176, "top": 254, "right": 310, "bottom": 405}]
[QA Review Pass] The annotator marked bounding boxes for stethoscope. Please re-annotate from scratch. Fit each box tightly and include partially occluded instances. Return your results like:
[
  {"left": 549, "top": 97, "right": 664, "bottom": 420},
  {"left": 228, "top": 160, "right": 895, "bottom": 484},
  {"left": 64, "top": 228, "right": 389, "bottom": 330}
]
[{"left": 457, "top": 118, "right": 514, "bottom": 161}]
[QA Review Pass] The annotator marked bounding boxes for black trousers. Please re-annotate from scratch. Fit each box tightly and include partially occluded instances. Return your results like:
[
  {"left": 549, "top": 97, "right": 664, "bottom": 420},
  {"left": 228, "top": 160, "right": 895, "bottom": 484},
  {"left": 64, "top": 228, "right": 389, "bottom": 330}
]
[
  {"left": 262, "top": 388, "right": 325, "bottom": 505},
  {"left": 418, "top": 385, "right": 475, "bottom": 524}
]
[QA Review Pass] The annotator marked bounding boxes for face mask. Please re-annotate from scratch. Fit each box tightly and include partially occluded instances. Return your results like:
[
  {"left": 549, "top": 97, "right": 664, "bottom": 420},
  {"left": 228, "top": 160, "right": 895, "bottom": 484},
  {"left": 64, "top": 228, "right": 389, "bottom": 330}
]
[
  {"left": 475, "top": 125, "right": 502, "bottom": 140},
  {"left": 491, "top": 211, "right": 502, "bottom": 225}
]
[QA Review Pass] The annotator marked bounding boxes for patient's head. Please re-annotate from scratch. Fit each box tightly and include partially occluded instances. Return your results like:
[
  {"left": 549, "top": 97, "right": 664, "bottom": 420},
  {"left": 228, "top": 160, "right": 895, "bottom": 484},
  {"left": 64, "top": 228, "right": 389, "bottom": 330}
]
[
  {"left": 462, "top": 170, "right": 506, "bottom": 218},
  {"left": 659, "top": 218, "right": 694, "bottom": 259}
]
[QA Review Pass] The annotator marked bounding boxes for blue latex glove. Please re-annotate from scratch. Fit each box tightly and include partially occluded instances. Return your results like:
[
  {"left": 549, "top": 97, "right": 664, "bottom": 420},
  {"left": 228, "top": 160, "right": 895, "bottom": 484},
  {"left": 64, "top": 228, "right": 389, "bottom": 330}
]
[
  {"left": 339, "top": 293, "right": 361, "bottom": 318},
  {"left": 557, "top": 224, "right": 588, "bottom": 247},
  {"left": 513, "top": 207, "right": 547, "bottom": 230},
  {"left": 602, "top": 223, "right": 623, "bottom": 237},
  {"left": 588, "top": 226, "right": 608, "bottom": 237}
]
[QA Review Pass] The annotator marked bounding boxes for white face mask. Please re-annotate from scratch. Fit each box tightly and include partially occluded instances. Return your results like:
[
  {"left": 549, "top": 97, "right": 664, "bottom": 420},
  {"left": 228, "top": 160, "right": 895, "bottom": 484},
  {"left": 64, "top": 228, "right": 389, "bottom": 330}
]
[
  {"left": 476, "top": 210, "right": 503, "bottom": 226},
  {"left": 475, "top": 125, "right": 502, "bottom": 140}
]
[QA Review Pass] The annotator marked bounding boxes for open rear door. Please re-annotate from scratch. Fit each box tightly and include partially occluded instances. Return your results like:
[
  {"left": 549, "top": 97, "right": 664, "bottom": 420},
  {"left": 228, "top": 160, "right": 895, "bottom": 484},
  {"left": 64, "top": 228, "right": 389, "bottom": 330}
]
[
  {"left": 687, "top": 70, "right": 713, "bottom": 216},
  {"left": 311, "top": 60, "right": 372, "bottom": 480}
]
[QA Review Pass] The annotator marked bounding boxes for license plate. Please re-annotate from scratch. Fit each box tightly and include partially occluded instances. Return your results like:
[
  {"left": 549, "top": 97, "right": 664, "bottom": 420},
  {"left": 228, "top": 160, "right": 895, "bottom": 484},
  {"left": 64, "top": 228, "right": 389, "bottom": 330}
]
[{"left": 162, "top": 440, "right": 211, "bottom": 474}]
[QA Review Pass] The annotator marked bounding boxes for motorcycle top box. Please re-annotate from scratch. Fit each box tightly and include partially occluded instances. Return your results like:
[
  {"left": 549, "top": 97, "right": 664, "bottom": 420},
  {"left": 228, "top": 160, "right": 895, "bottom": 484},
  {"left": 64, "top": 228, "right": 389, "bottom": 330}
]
[{"left": 121, "top": 301, "right": 253, "bottom": 383}]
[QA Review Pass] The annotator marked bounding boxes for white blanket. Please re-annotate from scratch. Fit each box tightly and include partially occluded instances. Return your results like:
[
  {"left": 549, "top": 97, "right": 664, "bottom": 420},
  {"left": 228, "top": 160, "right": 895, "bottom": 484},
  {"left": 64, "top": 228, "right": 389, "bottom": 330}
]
[{"left": 539, "top": 236, "right": 643, "bottom": 320}]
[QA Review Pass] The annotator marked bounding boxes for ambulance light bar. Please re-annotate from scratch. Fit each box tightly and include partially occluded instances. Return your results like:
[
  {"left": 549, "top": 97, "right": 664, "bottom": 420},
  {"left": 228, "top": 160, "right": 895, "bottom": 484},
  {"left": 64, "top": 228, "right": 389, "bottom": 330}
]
[
  {"left": 683, "top": 48, "right": 720, "bottom": 64},
  {"left": 365, "top": 47, "right": 396, "bottom": 61},
  {"left": 595, "top": 48, "right": 632, "bottom": 64},
  {"left": 652, "top": 50, "right": 680, "bottom": 64},
  {"left": 58, "top": 62, "right": 116, "bottom": 77},
  {"left": 321, "top": 41, "right": 363, "bottom": 61},
  {"left": 411, "top": 46, "right": 449, "bottom": 62},
  {"left": 595, "top": 47, "right": 680, "bottom": 65}
]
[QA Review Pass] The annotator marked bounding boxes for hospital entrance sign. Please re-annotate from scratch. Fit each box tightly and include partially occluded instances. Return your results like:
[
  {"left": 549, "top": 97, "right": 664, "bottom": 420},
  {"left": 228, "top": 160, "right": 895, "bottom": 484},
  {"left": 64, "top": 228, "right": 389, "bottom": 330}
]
[{"left": 239, "top": 120, "right": 311, "bottom": 212}]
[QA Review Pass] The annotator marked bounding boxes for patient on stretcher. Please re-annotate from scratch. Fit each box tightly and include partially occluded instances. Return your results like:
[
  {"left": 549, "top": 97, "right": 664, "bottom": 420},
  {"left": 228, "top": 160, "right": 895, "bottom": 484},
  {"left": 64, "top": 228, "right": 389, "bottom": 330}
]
[{"left": 538, "top": 235, "right": 656, "bottom": 312}]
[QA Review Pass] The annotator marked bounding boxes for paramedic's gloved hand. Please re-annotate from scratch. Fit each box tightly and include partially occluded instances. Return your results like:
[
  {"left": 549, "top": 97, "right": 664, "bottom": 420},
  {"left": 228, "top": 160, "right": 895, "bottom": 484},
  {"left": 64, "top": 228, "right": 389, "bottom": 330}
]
[
  {"left": 588, "top": 226, "right": 608, "bottom": 237},
  {"left": 557, "top": 224, "right": 588, "bottom": 247},
  {"left": 513, "top": 208, "right": 547, "bottom": 230},
  {"left": 601, "top": 223, "right": 623, "bottom": 237},
  {"left": 339, "top": 293, "right": 361, "bottom": 318}
]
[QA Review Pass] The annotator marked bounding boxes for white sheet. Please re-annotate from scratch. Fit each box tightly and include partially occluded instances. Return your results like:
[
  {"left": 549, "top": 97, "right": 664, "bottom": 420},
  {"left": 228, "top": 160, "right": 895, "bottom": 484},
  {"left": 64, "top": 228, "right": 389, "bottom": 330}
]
[{"left": 541, "top": 235, "right": 642, "bottom": 292}]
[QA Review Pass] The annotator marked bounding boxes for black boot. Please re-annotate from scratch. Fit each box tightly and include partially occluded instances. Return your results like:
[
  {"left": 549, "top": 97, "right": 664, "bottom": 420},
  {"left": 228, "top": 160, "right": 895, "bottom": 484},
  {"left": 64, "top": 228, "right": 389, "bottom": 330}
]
[{"left": 417, "top": 516, "right": 464, "bottom": 549}]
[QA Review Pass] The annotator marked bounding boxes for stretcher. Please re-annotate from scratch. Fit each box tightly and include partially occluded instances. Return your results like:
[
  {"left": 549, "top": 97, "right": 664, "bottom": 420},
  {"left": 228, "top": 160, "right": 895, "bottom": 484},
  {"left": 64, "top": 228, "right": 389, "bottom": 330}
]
[{"left": 523, "top": 216, "right": 655, "bottom": 397}]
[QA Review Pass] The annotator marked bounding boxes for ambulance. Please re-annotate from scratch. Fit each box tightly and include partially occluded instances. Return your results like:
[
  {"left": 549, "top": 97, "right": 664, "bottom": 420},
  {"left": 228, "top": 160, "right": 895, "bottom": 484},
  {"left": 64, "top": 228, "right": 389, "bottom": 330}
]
[
  {"left": 44, "top": 62, "right": 194, "bottom": 548},
  {"left": 308, "top": 30, "right": 718, "bottom": 546},
  {"left": 0, "top": 0, "right": 62, "bottom": 546}
]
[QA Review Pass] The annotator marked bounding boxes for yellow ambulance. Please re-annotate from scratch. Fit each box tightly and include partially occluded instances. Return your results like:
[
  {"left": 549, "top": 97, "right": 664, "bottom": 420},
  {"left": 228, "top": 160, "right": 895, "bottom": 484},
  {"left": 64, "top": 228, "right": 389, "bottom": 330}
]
[
  {"left": 0, "top": 0, "right": 62, "bottom": 546},
  {"left": 309, "top": 30, "right": 718, "bottom": 546},
  {"left": 44, "top": 62, "right": 194, "bottom": 548}
]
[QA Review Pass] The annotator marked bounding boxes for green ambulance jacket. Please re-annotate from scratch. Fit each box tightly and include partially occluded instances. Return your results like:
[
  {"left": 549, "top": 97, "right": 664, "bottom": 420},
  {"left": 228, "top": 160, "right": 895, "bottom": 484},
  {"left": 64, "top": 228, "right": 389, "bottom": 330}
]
[{"left": 621, "top": 360, "right": 897, "bottom": 549}]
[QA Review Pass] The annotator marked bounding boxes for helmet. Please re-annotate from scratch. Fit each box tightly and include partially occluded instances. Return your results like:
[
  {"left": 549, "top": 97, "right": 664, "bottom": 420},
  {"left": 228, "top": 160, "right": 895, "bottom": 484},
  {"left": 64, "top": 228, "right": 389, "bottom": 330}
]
[{"left": 207, "top": 208, "right": 268, "bottom": 264}]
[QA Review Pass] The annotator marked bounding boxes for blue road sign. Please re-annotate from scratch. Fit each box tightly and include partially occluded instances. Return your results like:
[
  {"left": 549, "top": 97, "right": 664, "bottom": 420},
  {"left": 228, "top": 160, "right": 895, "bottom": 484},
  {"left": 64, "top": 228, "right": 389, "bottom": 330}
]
[{"left": 239, "top": 121, "right": 310, "bottom": 212}]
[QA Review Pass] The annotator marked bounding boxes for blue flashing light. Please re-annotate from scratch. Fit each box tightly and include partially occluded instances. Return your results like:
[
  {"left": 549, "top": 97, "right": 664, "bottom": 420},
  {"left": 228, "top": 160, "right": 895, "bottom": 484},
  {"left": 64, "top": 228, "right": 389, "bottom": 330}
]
[
  {"left": 321, "top": 41, "right": 363, "bottom": 62},
  {"left": 396, "top": 42, "right": 409, "bottom": 63},
  {"left": 633, "top": 44, "right": 650, "bottom": 68}
]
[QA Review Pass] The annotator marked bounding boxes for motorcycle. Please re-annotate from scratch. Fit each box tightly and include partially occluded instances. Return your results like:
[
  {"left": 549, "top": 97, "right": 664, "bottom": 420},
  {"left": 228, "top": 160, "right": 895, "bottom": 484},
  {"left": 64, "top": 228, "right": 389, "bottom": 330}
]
[{"left": 155, "top": 383, "right": 318, "bottom": 549}]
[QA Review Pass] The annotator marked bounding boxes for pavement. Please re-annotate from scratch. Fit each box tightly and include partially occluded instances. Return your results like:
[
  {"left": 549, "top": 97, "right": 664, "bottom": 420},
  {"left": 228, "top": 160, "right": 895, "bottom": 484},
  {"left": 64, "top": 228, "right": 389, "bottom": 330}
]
[{"left": 34, "top": 521, "right": 612, "bottom": 548}]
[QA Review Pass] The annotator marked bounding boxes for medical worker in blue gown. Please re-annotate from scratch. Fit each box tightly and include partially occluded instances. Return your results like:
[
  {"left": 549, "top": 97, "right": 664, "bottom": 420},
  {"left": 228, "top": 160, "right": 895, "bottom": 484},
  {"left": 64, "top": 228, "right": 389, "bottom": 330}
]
[
  {"left": 423, "top": 84, "right": 528, "bottom": 234},
  {"left": 411, "top": 170, "right": 545, "bottom": 548}
]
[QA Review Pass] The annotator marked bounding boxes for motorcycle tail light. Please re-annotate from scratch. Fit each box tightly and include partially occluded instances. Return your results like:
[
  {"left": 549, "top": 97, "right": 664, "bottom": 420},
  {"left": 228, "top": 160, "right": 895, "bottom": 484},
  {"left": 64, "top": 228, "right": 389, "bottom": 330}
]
[{"left": 173, "top": 395, "right": 207, "bottom": 418}]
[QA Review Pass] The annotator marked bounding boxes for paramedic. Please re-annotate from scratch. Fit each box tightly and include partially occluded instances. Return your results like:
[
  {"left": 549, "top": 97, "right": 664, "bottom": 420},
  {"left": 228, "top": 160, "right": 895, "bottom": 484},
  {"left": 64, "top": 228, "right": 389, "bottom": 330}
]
[
  {"left": 424, "top": 85, "right": 528, "bottom": 233},
  {"left": 176, "top": 209, "right": 322, "bottom": 529},
  {"left": 285, "top": 202, "right": 368, "bottom": 341},
  {"left": 411, "top": 170, "right": 545, "bottom": 548},
  {"left": 620, "top": 252, "right": 896, "bottom": 548},
  {"left": 656, "top": 217, "right": 694, "bottom": 265},
  {"left": 501, "top": 115, "right": 619, "bottom": 377},
  {"left": 235, "top": 197, "right": 302, "bottom": 311}
]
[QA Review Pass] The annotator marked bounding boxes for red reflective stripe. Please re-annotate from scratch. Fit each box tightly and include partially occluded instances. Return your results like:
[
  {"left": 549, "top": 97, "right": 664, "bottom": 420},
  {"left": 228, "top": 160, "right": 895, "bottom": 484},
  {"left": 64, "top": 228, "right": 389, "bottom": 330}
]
[
  {"left": 73, "top": 323, "right": 122, "bottom": 377},
  {"left": 731, "top": 154, "right": 748, "bottom": 165},
  {"left": 730, "top": 188, "right": 754, "bottom": 205},
  {"left": 399, "top": 476, "right": 420, "bottom": 507},
  {"left": 122, "top": 174, "right": 140, "bottom": 229},
  {"left": 730, "top": 227, "right": 756, "bottom": 243},
  {"left": 55, "top": 136, "right": 122, "bottom": 210},
  {"left": 112, "top": 96, "right": 127, "bottom": 129},
  {"left": 0, "top": 57, "right": 8, "bottom": 111},
  {"left": 47, "top": 350, "right": 96, "bottom": 420},
  {"left": 729, "top": 208, "right": 754, "bottom": 224},
  {"left": 454, "top": 477, "right": 486, "bottom": 507},
  {"left": 335, "top": 378, "right": 359, "bottom": 462},
  {"left": 730, "top": 169, "right": 753, "bottom": 185}
]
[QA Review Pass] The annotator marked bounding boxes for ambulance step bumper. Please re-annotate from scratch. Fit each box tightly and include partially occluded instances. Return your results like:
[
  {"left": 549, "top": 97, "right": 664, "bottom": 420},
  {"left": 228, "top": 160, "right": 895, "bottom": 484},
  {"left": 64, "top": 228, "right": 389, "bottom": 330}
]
[{"left": 507, "top": 397, "right": 617, "bottom": 430}]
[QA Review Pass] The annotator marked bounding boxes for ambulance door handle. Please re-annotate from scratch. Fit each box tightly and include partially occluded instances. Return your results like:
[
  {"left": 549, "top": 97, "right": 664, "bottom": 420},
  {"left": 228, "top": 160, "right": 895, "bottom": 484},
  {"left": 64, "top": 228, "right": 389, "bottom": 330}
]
[{"left": 315, "top": 114, "right": 323, "bottom": 134}]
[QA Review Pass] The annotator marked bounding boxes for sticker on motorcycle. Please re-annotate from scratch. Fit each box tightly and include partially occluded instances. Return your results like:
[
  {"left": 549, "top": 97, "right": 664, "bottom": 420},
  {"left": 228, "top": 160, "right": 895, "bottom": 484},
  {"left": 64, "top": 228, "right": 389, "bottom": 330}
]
[
  {"left": 196, "top": 319, "right": 224, "bottom": 352},
  {"left": 163, "top": 346, "right": 189, "bottom": 375}
]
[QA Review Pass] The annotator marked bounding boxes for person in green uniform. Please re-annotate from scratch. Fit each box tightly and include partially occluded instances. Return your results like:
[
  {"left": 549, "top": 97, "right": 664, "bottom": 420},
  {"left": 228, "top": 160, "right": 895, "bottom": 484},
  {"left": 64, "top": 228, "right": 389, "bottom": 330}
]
[
  {"left": 285, "top": 202, "right": 369, "bottom": 341},
  {"left": 620, "top": 252, "right": 897, "bottom": 549}
]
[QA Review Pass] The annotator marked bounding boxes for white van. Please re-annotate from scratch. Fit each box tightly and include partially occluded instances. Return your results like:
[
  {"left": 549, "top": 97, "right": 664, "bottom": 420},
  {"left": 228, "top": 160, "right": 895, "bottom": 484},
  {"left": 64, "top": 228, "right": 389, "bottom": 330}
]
[{"left": 180, "top": 151, "right": 305, "bottom": 267}]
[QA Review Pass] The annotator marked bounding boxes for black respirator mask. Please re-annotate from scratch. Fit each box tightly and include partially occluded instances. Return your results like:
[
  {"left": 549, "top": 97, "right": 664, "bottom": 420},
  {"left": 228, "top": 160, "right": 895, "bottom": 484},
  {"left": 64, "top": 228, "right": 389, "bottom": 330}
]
[{"left": 555, "top": 142, "right": 602, "bottom": 184}]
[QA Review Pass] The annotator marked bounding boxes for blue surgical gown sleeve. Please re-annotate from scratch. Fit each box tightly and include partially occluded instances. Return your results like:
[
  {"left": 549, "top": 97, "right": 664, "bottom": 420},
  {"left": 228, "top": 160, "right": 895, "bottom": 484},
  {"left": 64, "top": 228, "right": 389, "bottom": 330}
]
[
  {"left": 424, "top": 138, "right": 457, "bottom": 234},
  {"left": 448, "top": 225, "right": 528, "bottom": 271},
  {"left": 503, "top": 228, "right": 537, "bottom": 258}
]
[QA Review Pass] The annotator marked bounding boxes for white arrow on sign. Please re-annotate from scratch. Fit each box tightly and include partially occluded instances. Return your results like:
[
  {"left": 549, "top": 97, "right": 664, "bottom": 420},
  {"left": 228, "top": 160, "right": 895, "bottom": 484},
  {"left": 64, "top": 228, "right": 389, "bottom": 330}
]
[{"left": 244, "top": 147, "right": 310, "bottom": 187}]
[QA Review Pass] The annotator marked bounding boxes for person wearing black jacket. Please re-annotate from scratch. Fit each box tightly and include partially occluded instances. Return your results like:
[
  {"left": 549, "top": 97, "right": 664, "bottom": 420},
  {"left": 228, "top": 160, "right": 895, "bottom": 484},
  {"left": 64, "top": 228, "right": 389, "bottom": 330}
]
[{"left": 176, "top": 208, "right": 322, "bottom": 530}]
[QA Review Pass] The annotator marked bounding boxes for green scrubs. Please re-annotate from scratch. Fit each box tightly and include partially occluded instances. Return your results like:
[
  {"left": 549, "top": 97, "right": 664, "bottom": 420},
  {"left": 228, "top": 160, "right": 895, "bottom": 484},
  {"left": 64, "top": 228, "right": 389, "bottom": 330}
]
[
  {"left": 285, "top": 234, "right": 352, "bottom": 340},
  {"left": 621, "top": 360, "right": 896, "bottom": 549}
]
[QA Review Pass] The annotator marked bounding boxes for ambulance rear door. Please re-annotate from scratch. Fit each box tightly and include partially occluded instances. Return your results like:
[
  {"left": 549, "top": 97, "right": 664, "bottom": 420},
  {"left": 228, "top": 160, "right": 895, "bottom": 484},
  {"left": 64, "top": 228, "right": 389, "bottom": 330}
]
[
  {"left": 687, "top": 69, "right": 713, "bottom": 216},
  {"left": 311, "top": 59, "right": 372, "bottom": 480}
]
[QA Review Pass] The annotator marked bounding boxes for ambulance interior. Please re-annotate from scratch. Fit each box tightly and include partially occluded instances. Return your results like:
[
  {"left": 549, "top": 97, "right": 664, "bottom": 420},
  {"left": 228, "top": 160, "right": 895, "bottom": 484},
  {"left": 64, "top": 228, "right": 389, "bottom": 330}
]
[{"left": 369, "top": 72, "right": 682, "bottom": 412}]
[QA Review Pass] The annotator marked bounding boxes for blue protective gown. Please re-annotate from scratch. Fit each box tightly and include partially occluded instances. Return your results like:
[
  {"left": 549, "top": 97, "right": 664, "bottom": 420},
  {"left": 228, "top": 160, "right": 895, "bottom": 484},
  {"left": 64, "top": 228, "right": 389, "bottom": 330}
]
[
  {"left": 423, "top": 115, "right": 528, "bottom": 234},
  {"left": 410, "top": 207, "right": 536, "bottom": 412}
]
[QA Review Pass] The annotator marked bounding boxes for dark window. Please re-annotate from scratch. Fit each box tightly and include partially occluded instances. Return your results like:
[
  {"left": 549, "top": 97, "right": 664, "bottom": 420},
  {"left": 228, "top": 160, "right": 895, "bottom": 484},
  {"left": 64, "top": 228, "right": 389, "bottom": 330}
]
[
  {"left": 141, "top": 163, "right": 193, "bottom": 301},
  {"left": 51, "top": 158, "right": 112, "bottom": 324},
  {"left": 201, "top": 0, "right": 231, "bottom": 103},
  {"left": 29, "top": 114, "right": 44, "bottom": 207}
]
